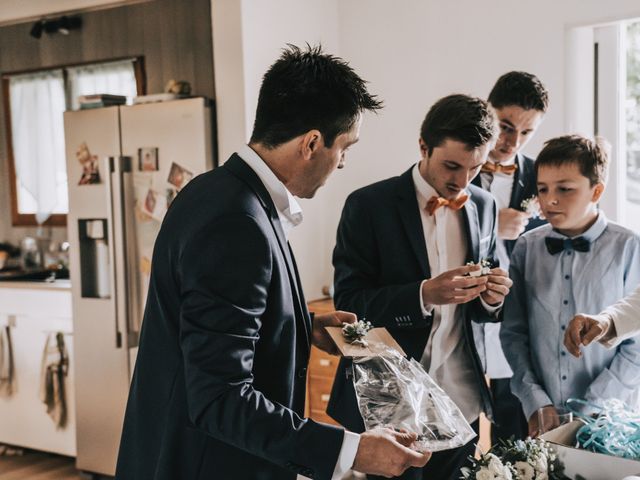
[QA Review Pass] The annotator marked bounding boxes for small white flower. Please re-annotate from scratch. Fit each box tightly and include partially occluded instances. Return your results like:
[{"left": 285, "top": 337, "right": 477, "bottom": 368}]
[
  {"left": 534, "top": 456, "right": 547, "bottom": 473},
  {"left": 487, "top": 454, "right": 504, "bottom": 475},
  {"left": 514, "top": 461, "right": 534, "bottom": 480},
  {"left": 500, "top": 465, "right": 513, "bottom": 480},
  {"left": 476, "top": 468, "right": 495, "bottom": 480}
]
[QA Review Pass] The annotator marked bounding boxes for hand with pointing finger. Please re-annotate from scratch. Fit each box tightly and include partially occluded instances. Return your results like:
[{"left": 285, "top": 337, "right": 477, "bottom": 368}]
[{"left": 563, "top": 313, "right": 613, "bottom": 358}]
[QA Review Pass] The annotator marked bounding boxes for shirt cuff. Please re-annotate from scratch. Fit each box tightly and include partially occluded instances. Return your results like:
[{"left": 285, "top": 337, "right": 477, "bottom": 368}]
[
  {"left": 597, "top": 313, "right": 618, "bottom": 348},
  {"left": 419, "top": 279, "right": 435, "bottom": 317},
  {"left": 331, "top": 430, "right": 360, "bottom": 480},
  {"left": 480, "top": 295, "right": 502, "bottom": 314},
  {"left": 522, "top": 388, "right": 554, "bottom": 421}
]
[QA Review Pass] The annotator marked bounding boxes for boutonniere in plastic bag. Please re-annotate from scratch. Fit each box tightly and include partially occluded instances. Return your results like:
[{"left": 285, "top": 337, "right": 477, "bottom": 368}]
[{"left": 325, "top": 324, "right": 476, "bottom": 452}]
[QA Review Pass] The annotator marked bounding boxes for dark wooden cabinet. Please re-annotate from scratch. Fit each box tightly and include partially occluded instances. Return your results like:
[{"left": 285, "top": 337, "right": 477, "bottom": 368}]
[{"left": 306, "top": 298, "right": 340, "bottom": 425}]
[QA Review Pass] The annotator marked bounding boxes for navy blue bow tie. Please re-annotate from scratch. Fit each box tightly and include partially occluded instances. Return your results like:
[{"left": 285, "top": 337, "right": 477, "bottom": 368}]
[{"left": 545, "top": 236, "right": 591, "bottom": 255}]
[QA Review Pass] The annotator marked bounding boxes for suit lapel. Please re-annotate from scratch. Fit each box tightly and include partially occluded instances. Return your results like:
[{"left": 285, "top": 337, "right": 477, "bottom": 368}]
[
  {"left": 288, "top": 243, "right": 312, "bottom": 342},
  {"left": 471, "top": 174, "right": 482, "bottom": 189},
  {"left": 396, "top": 168, "right": 430, "bottom": 278},
  {"left": 224, "top": 155, "right": 311, "bottom": 352},
  {"left": 462, "top": 199, "right": 480, "bottom": 262},
  {"left": 509, "top": 153, "right": 527, "bottom": 209}
]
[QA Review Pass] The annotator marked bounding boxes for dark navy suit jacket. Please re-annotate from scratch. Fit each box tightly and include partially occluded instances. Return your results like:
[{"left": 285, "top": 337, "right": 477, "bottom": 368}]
[
  {"left": 327, "top": 166, "right": 500, "bottom": 432},
  {"left": 471, "top": 153, "right": 546, "bottom": 258},
  {"left": 115, "top": 155, "right": 343, "bottom": 480}
]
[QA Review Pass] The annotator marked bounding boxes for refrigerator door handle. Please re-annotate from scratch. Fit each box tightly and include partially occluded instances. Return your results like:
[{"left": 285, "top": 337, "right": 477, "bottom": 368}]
[
  {"left": 107, "top": 156, "right": 131, "bottom": 349},
  {"left": 120, "top": 164, "right": 142, "bottom": 348}
]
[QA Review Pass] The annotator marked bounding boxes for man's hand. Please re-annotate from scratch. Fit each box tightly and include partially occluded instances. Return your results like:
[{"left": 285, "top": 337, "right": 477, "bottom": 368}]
[
  {"left": 498, "top": 208, "right": 531, "bottom": 240},
  {"left": 528, "top": 405, "right": 558, "bottom": 438},
  {"left": 421, "top": 265, "right": 488, "bottom": 306},
  {"left": 480, "top": 268, "right": 512, "bottom": 306},
  {"left": 311, "top": 310, "right": 356, "bottom": 355},
  {"left": 564, "top": 313, "right": 612, "bottom": 358},
  {"left": 352, "top": 428, "right": 431, "bottom": 478}
]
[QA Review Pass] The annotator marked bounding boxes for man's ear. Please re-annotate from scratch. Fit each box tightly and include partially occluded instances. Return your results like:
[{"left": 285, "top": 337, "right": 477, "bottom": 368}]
[
  {"left": 301, "top": 130, "right": 323, "bottom": 160},
  {"left": 418, "top": 138, "right": 429, "bottom": 160},
  {"left": 592, "top": 182, "right": 605, "bottom": 202}
]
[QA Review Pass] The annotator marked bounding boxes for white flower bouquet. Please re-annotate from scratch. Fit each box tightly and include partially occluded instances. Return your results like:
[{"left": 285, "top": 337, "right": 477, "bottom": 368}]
[{"left": 460, "top": 437, "right": 568, "bottom": 480}]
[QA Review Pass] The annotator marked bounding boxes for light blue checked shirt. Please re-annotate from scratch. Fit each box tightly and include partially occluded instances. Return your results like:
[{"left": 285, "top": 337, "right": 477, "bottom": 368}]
[{"left": 501, "top": 213, "right": 640, "bottom": 420}]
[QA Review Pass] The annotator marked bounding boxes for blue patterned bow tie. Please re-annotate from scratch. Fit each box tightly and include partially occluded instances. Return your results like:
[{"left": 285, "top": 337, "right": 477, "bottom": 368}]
[{"left": 545, "top": 236, "right": 591, "bottom": 255}]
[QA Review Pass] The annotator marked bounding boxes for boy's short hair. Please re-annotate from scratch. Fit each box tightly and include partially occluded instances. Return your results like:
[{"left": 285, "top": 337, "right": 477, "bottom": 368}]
[
  {"left": 535, "top": 135, "right": 610, "bottom": 186},
  {"left": 250, "top": 44, "right": 382, "bottom": 149},
  {"left": 420, "top": 94, "right": 499, "bottom": 156},
  {"left": 488, "top": 71, "right": 549, "bottom": 113}
]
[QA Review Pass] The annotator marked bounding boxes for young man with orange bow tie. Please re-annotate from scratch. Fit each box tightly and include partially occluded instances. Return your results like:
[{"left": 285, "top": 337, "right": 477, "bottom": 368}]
[
  {"left": 327, "top": 94, "right": 512, "bottom": 480},
  {"left": 470, "top": 71, "right": 549, "bottom": 444}
]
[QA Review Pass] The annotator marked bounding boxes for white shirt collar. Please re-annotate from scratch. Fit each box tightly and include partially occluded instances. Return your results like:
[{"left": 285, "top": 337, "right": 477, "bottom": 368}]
[{"left": 236, "top": 145, "right": 303, "bottom": 234}]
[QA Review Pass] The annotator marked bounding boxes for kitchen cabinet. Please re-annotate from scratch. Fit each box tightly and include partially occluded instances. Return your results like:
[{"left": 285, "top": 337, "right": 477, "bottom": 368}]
[{"left": 0, "top": 281, "right": 76, "bottom": 456}]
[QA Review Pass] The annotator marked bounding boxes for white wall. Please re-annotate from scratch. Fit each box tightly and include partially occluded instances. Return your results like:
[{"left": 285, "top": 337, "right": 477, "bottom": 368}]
[
  {"left": 212, "top": 0, "right": 640, "bottom": 299},
  {"left": 211, "top": 0, "right": 340, "bottom": 299}
]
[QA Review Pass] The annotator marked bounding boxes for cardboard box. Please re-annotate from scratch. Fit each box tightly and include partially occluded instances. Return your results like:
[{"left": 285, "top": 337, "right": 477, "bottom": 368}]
[
  {"left": 541, "top": 421, "right": 640, "bottom": 479},
  {"left": 324, "top": 326, "right": 406, "bottom": 357}
]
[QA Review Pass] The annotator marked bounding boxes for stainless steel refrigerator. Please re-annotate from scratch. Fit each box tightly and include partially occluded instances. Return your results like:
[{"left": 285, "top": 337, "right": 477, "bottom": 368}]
[{"left": 64, "top": 97, "right": 215, "bottom": 476}]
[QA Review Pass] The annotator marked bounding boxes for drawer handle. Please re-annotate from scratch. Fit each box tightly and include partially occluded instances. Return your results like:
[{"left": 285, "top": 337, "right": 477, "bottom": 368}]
[
  {"left": 319, "top": 359, "right": 330, "bottom": 367},
  {"left": 321, "top": 394, "right": 330, "bottom": 402}
]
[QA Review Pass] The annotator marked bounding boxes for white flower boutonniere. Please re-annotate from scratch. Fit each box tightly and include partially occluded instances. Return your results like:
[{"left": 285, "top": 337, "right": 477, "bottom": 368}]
[
  {"left": 466, "top": 259, "right": 492, "bottom": 277},
  {"left": 521, "top": 196, "right": 542, "bottom": 218},
  {"left": 341, "top": 319, "right": 373, "bottom": 347}
]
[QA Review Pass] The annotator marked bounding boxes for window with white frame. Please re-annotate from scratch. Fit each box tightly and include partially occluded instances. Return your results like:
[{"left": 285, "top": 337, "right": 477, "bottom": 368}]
[
  {"left": 3, "top": 57, "right": 142, "bottom": 226},
  {"left": 625, "top": 20, "right": 640, "bottom": 233}
]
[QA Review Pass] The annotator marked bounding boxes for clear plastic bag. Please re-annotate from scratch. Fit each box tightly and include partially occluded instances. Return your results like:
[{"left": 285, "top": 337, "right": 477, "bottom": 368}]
[{"left": 352, "top": 345, "right": 476, "bottom": 452}]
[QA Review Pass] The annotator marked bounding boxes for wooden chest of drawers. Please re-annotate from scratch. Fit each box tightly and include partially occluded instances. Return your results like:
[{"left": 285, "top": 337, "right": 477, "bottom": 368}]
[{"left": 306, "top": 298, "right": 340, "bottom": 425}]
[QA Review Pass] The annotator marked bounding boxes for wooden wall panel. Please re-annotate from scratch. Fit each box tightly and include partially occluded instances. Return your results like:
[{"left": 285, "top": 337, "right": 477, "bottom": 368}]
[{"left": 0, "top": 0, "right": 214, "bottom": 243}]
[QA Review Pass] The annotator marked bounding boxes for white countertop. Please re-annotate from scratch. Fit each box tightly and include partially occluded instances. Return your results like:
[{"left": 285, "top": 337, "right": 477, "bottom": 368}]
[{"left": 0, "top": 279, "right": 71, "bottom": 291}]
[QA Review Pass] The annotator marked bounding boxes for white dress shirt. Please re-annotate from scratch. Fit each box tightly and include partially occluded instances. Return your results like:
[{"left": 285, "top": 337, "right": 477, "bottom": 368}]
[
  {"left": 480, "top": 157, "right": 516, "bottom": 379},
  {"left": 600, "top": 283, "right": 640, "bottom": 348},
  {"left": 412, "top": 164, "right": 483, "bottom": 423},
  {"left": 237, "top": 145, "right": 359, "bottom": 480}
]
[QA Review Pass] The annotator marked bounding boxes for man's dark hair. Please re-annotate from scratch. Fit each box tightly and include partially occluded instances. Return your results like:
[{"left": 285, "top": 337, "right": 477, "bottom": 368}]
[
  {"left": 488, "top": 71, "right": 549, "bottom": 112},
  {"left": 250, "top": 44, "right": 382, "bottom": 148},
  {"left": 535, "top": 135, "right": 610, "bottom": 186},
  {"left": 420, "top": 94, "right": 499, "bottom": 156}
]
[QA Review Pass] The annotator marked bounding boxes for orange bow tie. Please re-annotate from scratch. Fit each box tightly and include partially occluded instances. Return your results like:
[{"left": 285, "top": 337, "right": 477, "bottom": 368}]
[
  {"left": 426, "top": 194, "right": 469, "bottom": 216},
  {"left": 481, "top": 162, "right": 518, "bottom": 175}
]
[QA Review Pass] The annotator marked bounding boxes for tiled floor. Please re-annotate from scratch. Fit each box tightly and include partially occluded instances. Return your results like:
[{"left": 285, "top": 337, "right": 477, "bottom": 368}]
[{"left": 0, "top": 450, "right": 83, "bottom": 479}]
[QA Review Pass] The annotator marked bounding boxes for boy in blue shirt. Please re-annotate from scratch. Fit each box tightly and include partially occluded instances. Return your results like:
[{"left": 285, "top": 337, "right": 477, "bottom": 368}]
[{"left": 501, "top": 134, "right": 640, "bottom": 437}]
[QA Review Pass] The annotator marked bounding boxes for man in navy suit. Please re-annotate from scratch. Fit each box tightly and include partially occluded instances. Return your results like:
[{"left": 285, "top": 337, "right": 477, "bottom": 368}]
[
  {"left": 115, "top": 45, "right": 431, "bottom": 480},
  {"left": 471, "top": 71, "right": 549, "bottom": 443},
  {"left": 328, "top": 94, "right": 512, "bottom": 480}
]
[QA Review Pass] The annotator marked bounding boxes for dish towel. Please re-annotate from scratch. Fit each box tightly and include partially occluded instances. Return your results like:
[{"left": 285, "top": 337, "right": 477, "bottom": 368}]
[
  {"left": 39, "top": 332, "right": 69, "bottom": 429},
  {"left": 0, "top": 325, "right": 14, "bottom": 397}
]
